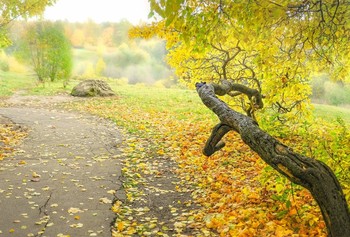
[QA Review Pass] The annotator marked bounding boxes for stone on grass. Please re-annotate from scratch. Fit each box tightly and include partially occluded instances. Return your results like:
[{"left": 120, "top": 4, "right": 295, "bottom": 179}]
[{"left": 71, "top": 80, "right": 115, "bottom": 97}]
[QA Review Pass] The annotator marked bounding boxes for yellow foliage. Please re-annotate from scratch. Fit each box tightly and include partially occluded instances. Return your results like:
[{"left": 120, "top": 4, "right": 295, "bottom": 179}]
[
  {"left": 0, "top": 0, "right": 56, "bottom": 46},
  {"left": 95, "top": 57, "right": 106, "bottom": 76},
  {"left": 132, "top": 0, "right": 350, "bottom": 126},
  {"left": 66, "top": 85, "right": 347, "bottom": 237}
]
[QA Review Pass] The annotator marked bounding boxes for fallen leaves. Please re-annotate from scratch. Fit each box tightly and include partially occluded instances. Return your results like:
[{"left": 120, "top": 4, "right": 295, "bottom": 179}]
[
  {"left": 67, "top": 207, "right": 84, "bottom": 214},
  {"left": 99, "top": 197, "right": 112, "bottom": 204},
  {"left": 64, "top": 85, "right": 338, "bottom": 236},
  {"left": 69, "top": 223, "right": 83, "bottom": 228},
  {"left": 0, "top": 120, "right": 27, "bottom": 160}
]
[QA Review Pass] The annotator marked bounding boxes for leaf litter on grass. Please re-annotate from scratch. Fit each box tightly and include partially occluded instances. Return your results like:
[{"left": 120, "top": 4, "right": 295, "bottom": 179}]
[
  {"left": 111, "top": 133, "right": 205, "bottom": 236},
  {"left": 64, "top": 86, "right": 329, "bottom": 237}
]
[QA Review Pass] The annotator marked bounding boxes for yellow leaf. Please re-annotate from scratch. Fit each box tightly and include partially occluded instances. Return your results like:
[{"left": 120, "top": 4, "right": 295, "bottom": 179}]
[
  {"left": 32, "top": 172, "right": 41, "bottom": 178},
  {"left": 117, "top": 221, "right": 125, "bottom": 231},
  {"left": 112, "top": 201, "right": 122, "bottom": 213},
  {"left": 67, "top": 207, "right": 83, "bottom": 214},
  {"left": 157, "top": 149, "right": 165, "bottom": 155},
  {"left": 99, "top": 197, "right": 112, "bottom": 204}
]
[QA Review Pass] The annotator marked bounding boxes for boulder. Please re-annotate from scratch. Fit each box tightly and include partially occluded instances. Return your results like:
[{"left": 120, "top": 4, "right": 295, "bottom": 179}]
[{"left": 71, "top": 80, "right": 115, "bottom": 97}]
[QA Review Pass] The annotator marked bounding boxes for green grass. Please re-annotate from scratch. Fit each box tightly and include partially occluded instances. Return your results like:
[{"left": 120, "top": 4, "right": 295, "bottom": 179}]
[
  {"left": 314, "top": 103, "right": 350, "bottom": 124},
  {"left": 1, "top": 70, "right": 350, "bottom": 125},
  {"left": 108, "top": 82, "right": 215, "bottom": 120},
  {"left": 0, "top": 71, "right": 36, "bottom": 96},
  {"left": 28, "top": 80, "right": 75, "bottom": 95},
  {"left": 73, "top": 48, "right": 99, "bottom": 61},
  {"left": 0, "top": 70, "right": 77, "bottom": 96},
  {"left": 108, "top": 82, "right": 350, "bottom": 125}
]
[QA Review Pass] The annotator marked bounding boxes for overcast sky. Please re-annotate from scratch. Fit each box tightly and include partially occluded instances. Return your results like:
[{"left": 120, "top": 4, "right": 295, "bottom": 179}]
[{"left": 44, "top": 0, "right": 152, "bottom": 24}]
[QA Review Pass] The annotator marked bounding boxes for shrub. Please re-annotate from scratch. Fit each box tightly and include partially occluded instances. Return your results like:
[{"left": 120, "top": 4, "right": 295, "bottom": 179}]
[{"left": 16, "top": 22, "right": 72, "bottom": 83}]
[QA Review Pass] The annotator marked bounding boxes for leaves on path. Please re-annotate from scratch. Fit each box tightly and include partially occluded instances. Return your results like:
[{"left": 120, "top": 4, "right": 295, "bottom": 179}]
[
  {"left": 0, "top": 118, "right": 27, "bottom": 160},
  {"left": 66, "top": 85, "right": 337, "bottom": 237},
  {"left": 0, "top": 108, "right": 121, "bottom": 236}
]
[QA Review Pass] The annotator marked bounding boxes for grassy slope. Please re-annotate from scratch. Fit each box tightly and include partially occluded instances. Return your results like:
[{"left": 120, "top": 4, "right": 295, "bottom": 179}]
[
  {"left": 1, "top": 73, "right": 350, "bottom": 236},
  {"left": 0, "top": 71, "right": 36, "bottom": 96},
  {"left": 67, "top": 83, "right": 338, "bottom": 236},
  {"left": 313, "top": 103, "right": 350, "bottom": 124},
  {"left": 1, "top": 71, "right": 349, "bottom": 123}
]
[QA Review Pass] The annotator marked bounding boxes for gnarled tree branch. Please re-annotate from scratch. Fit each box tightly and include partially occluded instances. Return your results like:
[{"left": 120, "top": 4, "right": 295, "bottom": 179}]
[
  {"left": 196, "top": 82, "right": 350, "bottom": 237},
  {"left": 203, "top": 122, "right": 233, "bottom": 156},
  {"left": 212, "top": 79, "right": 264, "bottom": 109}
]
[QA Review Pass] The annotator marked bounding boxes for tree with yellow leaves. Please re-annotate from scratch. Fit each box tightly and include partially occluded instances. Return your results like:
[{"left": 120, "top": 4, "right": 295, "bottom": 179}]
[
  {"left": 132, "top": 1, "right": 350, "bottom": 236},
  {"left": 0, "top": 0, "right": 56, "bottom": 47}
]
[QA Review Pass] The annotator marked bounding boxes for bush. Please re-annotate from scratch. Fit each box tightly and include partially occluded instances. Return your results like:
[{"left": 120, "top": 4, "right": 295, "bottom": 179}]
[{"left": 16, "top": 21, "right": 72, "bottom": 82}]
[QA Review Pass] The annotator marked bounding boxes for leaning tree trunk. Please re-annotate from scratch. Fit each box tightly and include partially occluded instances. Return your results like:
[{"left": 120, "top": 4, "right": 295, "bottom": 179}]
[{"left": 196, "top": 82, "right": 350, "bottom": 237}]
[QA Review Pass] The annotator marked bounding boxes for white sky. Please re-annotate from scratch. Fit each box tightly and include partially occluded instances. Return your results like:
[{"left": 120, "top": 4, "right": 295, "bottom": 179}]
[{"left": 44, "top": 0, "right": 151, "bottom": 24}]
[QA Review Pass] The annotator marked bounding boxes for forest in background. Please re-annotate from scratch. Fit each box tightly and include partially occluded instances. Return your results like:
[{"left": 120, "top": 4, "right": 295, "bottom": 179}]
[
  {"left": 0, "top": 1, "right": 350, "bottom": 236},
  {"left": 0, "top": 19, "right": 176, "bottom": 87},
  {"left": 0, "top": 19, "right": 349, "bottom": 106}
]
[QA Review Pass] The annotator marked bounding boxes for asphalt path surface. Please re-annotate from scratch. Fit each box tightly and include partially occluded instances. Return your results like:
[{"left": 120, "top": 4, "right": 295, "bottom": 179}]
[{"left": 0, "top": 107, "right": 124, "bottom": 237}]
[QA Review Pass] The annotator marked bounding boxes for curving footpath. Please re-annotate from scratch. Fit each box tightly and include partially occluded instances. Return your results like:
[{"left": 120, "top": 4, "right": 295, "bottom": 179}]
[{"left": 0, "top": 106, "right": 124, "bottom": 237}]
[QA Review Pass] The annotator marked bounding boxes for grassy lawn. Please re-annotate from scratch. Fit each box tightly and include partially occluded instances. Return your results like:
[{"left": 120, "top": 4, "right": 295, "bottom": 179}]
[
  {"left": 0, "top": 71, "right": 36, "bottom": 96},
  {"left": 0, "top": 70, "right": 78, "bottom": 96},
  {"left": 1, "top": 70, "right": 350, "bottom": 124},
  {"left": 1, "top": 72, "right": 349, "bottom": 236},
  {"left": 109, "top": 83, "right": 216, "bottom": 120},
  {"left": 314, "top": 103, "right": 350, "bottom": 124},
  {"left": 66, "top": 82, "right": 347, "bottom": 237},
  {"left": 109, "top": 83, "right": 350, "bottom": 125}
]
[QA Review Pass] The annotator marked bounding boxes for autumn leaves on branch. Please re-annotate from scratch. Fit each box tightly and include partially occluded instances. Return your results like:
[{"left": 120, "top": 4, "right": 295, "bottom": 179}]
[{"left": 196, "top": 80, "right": 350, "bottom": 237}]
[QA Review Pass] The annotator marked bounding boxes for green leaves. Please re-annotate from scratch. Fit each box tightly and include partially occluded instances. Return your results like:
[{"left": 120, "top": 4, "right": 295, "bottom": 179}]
[{"left": 18, "top": 22, "right": 72, "bottom": 83}]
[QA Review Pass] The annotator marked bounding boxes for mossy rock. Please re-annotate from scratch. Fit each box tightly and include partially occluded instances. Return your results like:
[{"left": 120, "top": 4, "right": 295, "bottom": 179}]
[{"left": 71, "top": 80, "right": 115, "bottom": 97}]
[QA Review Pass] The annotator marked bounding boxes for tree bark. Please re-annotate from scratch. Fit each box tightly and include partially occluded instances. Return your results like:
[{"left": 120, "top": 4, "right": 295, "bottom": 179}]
[{"left": 196, "top": 82, "right": 350, "bottom": 237}]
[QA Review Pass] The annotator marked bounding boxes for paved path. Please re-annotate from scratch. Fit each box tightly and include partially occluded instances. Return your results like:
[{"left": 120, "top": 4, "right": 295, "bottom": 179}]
[{"left": 0, "top": 107, "right": 124, "bottom": 237}]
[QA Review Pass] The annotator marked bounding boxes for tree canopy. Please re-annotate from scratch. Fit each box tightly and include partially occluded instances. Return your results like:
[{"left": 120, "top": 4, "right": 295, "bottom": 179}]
[
  {"left": 131, "top": 1, "right": 350, "bottom": 236},
  {"left": 131, "top": 0, "right": 350, "bottom": 122},
  {"left": 0, "top": 0, "right": 56, "bottom": 47},
  {"left": 16, "top": 22, "right": 72, "bottom": 83}
]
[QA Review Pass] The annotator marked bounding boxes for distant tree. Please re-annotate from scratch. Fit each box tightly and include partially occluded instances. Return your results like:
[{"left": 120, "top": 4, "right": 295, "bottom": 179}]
[
  {"left": 113, "top": 21, "right": 132, "bottom": 46},
  {"left": 83, "top": 62, "right": 96, "bottom": 78},
  {"left": 18, "top": 22, "right": 72, "bottom": 83},
  {"left": 70, "top": 28, "right": 85, "bottom": 48},
  {"left": 95, "top": 57, "right": 106, "bottom": 76},
  {"left": 101, "top": 26, "right": 114, "bottom": 47},
  {"left": 83, "top": 19, "right": 100, "bottom": 47},
  {"left": 0, "top": 0, "right": 56, "bottom": 47}
]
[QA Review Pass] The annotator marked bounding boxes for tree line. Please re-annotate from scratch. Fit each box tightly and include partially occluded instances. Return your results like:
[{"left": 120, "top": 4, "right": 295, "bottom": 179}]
[{"left": 3, "top": 20, "right": 175, "bottom": 86}]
